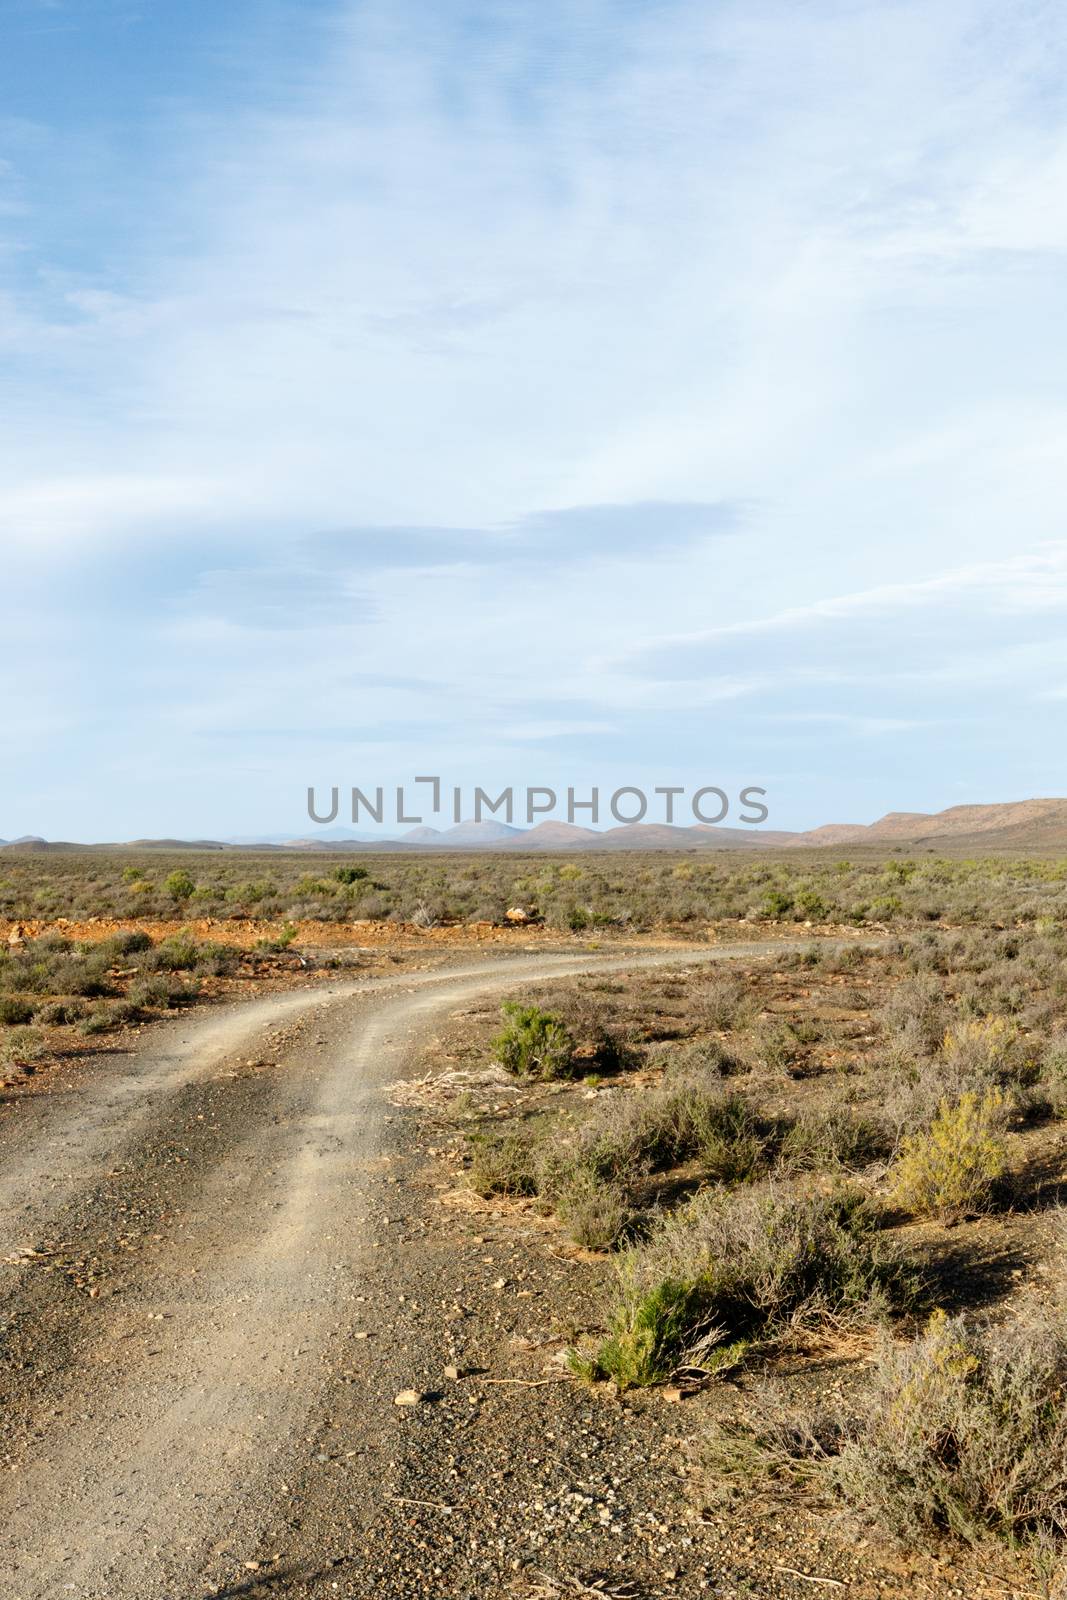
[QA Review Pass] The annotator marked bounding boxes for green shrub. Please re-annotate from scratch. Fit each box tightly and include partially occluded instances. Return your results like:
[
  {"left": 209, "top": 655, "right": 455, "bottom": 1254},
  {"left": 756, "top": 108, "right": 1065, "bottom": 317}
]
[
  {"left": 163, "top": 870, "right": 195, "bottom": 902},
  {"left": 493, "top": 1002, "right": 575, "bottom": 1080},
  {"left": 760, "top": 890, "right": 794, "bottom": 919},
  {"left": 335, "top": 865, "right": 368, "bottom": 884},
  {"left": 889, "top": 1089, "right": 1008, "bottom": 1219},
  {"left": 579, "top": 1276, "right": 710, "bottom": 1388}
]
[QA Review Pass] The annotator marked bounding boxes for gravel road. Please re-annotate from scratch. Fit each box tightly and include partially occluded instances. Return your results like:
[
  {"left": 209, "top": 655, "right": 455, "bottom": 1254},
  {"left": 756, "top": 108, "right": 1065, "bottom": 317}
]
[{"left": 1, "top": 943, "right": 799, "bottom": 1600}]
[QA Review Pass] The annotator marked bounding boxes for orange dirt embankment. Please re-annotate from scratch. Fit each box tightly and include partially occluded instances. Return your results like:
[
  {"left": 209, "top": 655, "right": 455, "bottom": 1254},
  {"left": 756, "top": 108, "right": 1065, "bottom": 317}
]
[
  {"left": 0, "top": 916, "right": 723, "bottom": 951},
  {"left": 1, "top": 916, "right": 537, "bottom": 949}
]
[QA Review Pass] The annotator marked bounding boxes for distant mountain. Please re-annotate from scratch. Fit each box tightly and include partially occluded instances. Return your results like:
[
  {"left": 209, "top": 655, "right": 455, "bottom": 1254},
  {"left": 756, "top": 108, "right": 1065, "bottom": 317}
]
[
  {"left": 787, "top": 799, "right": 1067, "bottom": 851},
  {"left": 227, "top": 838, "right": 383, "bottom": 851},
  {"left": 432, "top": 819, "right": 524, "bottom": 844},
  {"left": 518, "top": 821, "right": 600, "bottom": 847},
  {"left": 126, "top": 838, "right": 228, "bottom": 850},
  {"left": 0, "top": 837, "right": 81, "bottom": 852},
  {"left": 10, "top": 799, "right": 1067, "bottom": 854}
]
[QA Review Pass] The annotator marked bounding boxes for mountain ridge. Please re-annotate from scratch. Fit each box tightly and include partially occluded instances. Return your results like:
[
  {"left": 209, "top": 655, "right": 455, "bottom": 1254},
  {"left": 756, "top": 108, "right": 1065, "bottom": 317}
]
[{"left": 7, "top": 799, "right": 1067, "bottom": 853}]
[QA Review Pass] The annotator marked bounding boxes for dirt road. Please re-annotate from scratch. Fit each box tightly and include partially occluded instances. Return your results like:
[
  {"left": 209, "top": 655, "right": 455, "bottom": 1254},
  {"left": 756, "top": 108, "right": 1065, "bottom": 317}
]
[{"left": 0, "top": 942, "right": 849, "bottom": 1600}]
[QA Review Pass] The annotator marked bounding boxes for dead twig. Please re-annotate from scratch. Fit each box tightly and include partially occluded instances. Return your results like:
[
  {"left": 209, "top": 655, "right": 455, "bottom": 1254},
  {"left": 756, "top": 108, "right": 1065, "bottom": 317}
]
[
  {"left": 390, "top": 1495, "right": 455, "bottom": 1514},
  {"left": 527, "top": 1574, "right": 645, "bottom": 1599},
  {"left": 482, "top": 1375, "right": 574, "bottom": 1388},
  {"left": 773, "top": 1568, "right": 845, "bottom": 1590}
]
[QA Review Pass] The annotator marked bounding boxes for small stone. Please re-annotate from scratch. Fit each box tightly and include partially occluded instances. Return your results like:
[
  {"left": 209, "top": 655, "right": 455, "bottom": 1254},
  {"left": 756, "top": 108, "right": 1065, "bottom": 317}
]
[{"left": 394, "top": 1389, "right": 423, "bottom": 1407}]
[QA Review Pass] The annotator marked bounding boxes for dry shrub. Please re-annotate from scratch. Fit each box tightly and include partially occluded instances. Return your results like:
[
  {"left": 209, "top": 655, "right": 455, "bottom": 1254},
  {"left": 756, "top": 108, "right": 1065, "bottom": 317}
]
[
  {"left": 708, "top": 1310, "right": 1067, "bottom": 1553},
  {"left": 835, "top": 1310, "right": 1067, "bottom": 1547},
  {"left": 574, "top": 1184, "right": 917, "bottom": 1388}
]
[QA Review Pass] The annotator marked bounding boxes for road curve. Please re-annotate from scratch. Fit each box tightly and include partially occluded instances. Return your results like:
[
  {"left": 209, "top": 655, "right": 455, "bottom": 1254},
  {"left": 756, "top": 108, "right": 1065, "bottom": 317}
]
[{"left": 0, "top": 939, "right": 827, "bottom": 1599}]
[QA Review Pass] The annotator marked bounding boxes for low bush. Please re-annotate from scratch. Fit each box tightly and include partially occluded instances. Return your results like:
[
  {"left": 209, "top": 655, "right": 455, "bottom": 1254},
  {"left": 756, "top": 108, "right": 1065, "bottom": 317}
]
[
  {"left": 493, "top": 1002, "right": 575, "bottom": 1080},
  {"left": 553, "top": 1171, "right": 633, "bottom": 1251},
  {"left": 658, "top": 1037, "right": 748, "bottom": 1078},
  {"left": 835, "top": 1310, "right": 1067, "bottom": 1547},
  {"left": 778, "top": 1108, "right": 889, "bottom": 1173},
  {"left": 48, "top": 953, "right": 113, "bottom": 998},
  {"left": 542, "top": 1081, "right": 772, "bottom": 1203},
  {"left": 128, "top": 974, "right": 194, "bottom": 1010},
  {"left": 34, "top": 998, "right": 88, "bottom": 1025},
  {"left": 889, "top": 1089, "right": 1008, "bottom": 1219},
  {"left": 0, "top": 1025, "right": 44, "bottom": 1064},
  {"left": 747, "top": 1017, "right": 805, "bottom": 1075},
  {"left": 575, "top": 1185, "right": 918, "bottom": 1388},
  {"left": 697, "top": 975, "right": 753, "bottom": 1031},
  {"left": 334, "top": 865, "right": 368, "bottom": 884},
  {"left": 144, "top": 935, "right": 236, "bottom": 975},
  {"left": 97, "top": 930, "right": 153, "bottom": 960},
  {"left": 466, "top": 1127, "right": 540, "bottom": 1197},
  {"left": 1043, "top": 1033, "right": 1067, "bottom": 1117},
  {"left": 0, "top": 996, "right": 35, "bottom": 1025},
  {"left": 78, "top": 1003, "right": 119, "bottom": 1035}
]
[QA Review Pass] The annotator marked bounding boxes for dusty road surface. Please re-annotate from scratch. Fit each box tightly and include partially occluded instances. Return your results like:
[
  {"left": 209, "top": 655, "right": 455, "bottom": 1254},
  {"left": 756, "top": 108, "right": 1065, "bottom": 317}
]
[{"left": 0, "top": 944, "right": 776, "bottom": 1600}]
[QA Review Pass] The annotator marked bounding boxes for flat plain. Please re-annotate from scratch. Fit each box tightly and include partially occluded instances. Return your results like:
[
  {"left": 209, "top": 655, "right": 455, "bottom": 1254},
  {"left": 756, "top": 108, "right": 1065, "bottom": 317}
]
[{"left": 2, "top": 848, "right": 1067, "bottom": 1598}]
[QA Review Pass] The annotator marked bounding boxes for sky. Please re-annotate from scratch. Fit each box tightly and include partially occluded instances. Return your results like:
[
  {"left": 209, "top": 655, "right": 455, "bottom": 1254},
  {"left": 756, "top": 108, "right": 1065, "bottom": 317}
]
[{"left": 3, "top": 0, "right": 1067, "bottom": 839}]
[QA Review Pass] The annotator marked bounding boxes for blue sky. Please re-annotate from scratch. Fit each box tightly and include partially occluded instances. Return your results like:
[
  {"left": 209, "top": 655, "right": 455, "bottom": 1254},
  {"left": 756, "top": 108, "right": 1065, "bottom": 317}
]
[{"left": 4, "top": 0, "right": 1067, "bottom": 839}]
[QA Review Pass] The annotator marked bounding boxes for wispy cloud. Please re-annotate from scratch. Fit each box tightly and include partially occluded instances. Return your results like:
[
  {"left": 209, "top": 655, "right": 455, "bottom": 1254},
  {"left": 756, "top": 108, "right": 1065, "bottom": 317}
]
[{"left": 4, "top": 1, "right": 1067, "bottom": 834}]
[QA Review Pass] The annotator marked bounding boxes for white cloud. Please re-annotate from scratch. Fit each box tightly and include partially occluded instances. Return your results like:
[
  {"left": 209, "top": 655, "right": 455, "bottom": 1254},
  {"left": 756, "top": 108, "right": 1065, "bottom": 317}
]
[{"left": 5, "top": 0, "right": 1067, "bottom": 832}]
